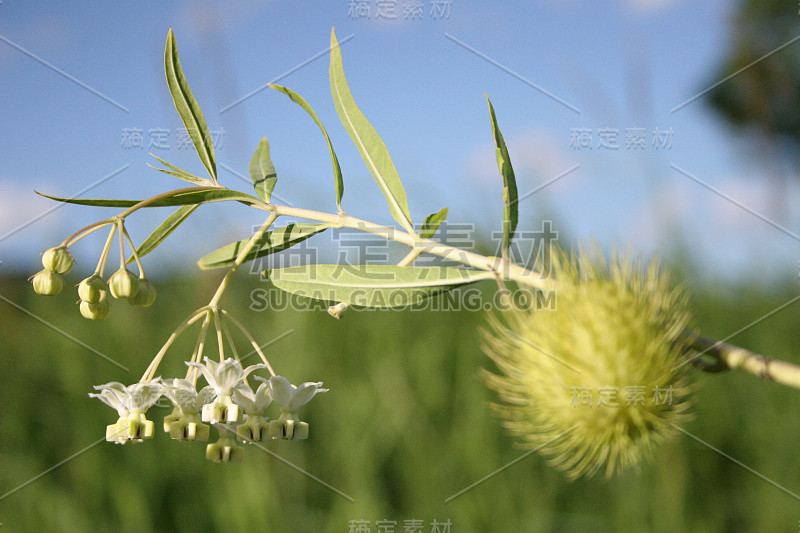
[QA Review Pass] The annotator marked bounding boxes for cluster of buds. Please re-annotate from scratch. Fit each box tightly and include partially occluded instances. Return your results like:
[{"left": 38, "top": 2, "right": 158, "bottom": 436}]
[
  {"left": 30, "top": 246, "right": 74, "bottom": 296},
  {"left": 90, "top": 358, "right": 327, "bottom": 463},
  {"left": 31, "top": 220, "right": 157, "bottom": 320}
]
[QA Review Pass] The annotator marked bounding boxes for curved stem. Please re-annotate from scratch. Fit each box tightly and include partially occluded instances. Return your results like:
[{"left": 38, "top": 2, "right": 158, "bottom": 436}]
[
  {"left": 212, "top": 308, "right": 226, "bottom": 362},
  {"left": 220, "top": 318, "right": 241, "bottom": 363},
  {"left": 117, "top": 221, "right": 125, "bottom": 269},
  {"left": 63, "top": 220, "right": 113, "bottom": 248},
  {"left": 220, "top": 309, "right": 275, "bottom": 375},
  {"left": 208, "top": 213, "right": 280, "bottom": 308},
  {"left": 94, "top": 223, "right": 118, "bottom": 276},
  {"left": 185, "top": 312, "right": 212, "bottom": 386},
  {"left": 141, "top": 307, "right": 209, "bottom": 382},
  {"left": 121, "top": 225, "right": 145, "bottom": 277},
  {"left": 115, "top": 186, "right": 217, "bottom": 219}
]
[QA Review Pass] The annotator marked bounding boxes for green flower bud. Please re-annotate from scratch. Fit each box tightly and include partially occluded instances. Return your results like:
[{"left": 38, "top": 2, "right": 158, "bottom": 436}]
[
  {"left": 169, "top": 414, "right": 210, "bottom": 442},
  {"left": 80, "top": 299, "right": 111, "bottom": 320},
  {"left": 267, "top": 417, "right": 309, "bottom": 440},
  {"left": 206, "top": 435, "right": 244, "bottom": 463},
  {"left": 77, "top": 274, "right": 108, "bottom": 304},
  {"left": 31, "top": 270, "right": 64, "bottom": 296},
  {"left": 483, "top": 244, "right": 693, "bottom": 479},
  {"left": 41, "top": 246, "right": 74, "bottom": 274},
  {"left": 163, "top": 406, "right": 183, "bottom": 433},
  {"left": 201, "top": 395, "right": 240, "bottom": 424},
  {"left": 108, "top": 268, "right": 139, "bottom": 299},
  {"left": 105, "top": 414, "right": 154, "bottom": 444},
  {"left": 128, "top": 278, "right": 156, "bottom": 307},
  {"left": 236, "top": 414, "right": 270, "bottom": 442}
]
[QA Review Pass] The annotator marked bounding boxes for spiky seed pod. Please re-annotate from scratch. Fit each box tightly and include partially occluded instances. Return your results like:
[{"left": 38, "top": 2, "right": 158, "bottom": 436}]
[
  {"left": 78, "top": 274, "right": 109, "bottom": 304},
  {"left": 107, "top": 268, "right": 139, "bottom": 299},
  {"left": 482, "top": 244, "right": 694, "bottom": 479},
  {"left": 42, "top": 247, "right": 74, "bottom": 274},
  {"left": 128, "top": 278, "right": 156, "bottom": 307},
  {"left": 31, "top": 270, "right": 64, "bottom": 296},
  {"left": 80, "top": 299, "right": 111, "bottom": 320}
]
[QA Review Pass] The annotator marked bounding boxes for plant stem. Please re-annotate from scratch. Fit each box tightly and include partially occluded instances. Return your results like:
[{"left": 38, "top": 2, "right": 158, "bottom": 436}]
[
  {"left": 686, "top": 334, "right": 800, "bottom": 389},
  {"left": 94, "top": 223, "right": 118, "bottom": 276},
  {"left": 141, "top": 307, "right": 209, "bottom": 383},
  {"left": 208, "top": 213, "right": 279, "bottom": 308},
  {"left": 257, "top": 204, "right": 549, "bottom": 289}
]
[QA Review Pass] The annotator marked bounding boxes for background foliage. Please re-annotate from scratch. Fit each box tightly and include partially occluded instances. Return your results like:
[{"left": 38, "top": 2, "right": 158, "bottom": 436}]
[{"left": 1, "top": 263, "right": 799, "bottom": 532}]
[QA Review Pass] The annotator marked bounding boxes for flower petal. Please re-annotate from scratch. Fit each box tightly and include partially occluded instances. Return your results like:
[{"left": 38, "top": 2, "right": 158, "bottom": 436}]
[
  {"left": 232, "top": 384, "right": 256, "bottom": 413},
  {"left": 254, "top": 382, "right": 272, "bottom": 412},
  {"left": 186, "top": 361, "right": 218, "bottom": 390},
  {"left": 214, "top": 359, "right": 245, "bottom": 394},
  {"left": 267, "top": 375, "right": 294, "bottom": 409},
  {"left": 289, "top": 382, "right": 328, "bottom": 411}
]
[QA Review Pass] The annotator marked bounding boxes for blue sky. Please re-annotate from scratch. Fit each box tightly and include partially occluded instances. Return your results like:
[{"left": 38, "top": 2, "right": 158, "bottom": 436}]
[{"left": 1, "top": 0, "right": 798, "bottom": 282}]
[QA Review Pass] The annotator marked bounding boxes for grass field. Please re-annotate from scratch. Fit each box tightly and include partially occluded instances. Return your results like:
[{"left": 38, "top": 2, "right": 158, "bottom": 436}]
[{"left": 1, "top": 266, "right": 798, "bottom": 532}]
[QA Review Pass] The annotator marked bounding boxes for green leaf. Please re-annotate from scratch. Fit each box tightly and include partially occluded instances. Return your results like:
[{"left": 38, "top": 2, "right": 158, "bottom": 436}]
[
  {"left": 127, "top": 205, "right": 199, "bottom": 264},
  {"left": 37, "top": 188, "right": 261, "bottom": 208},
  {"left": 420, "top": 207, "right": 448, "bottom": 238},
  {"left": 148, "top": 154, "right": 214, "bottom": 186},
  {"left": 197, "top": 223, "right": 330, "bottom": 270},
  {"left": 486, "top": 96, "right": 518, "bottom": 258},
  {"left": 264, "top": 264, "right": 494, "bottom": 308},
  {"left": 249, "top": 137, "right": 278, "bottom": 203},
  {"left": 269, "top": 84, "right": 344, "bottom": 211},
  {"left": 329, "top": 28, "right": 414, "bottom": 232},
  {"left": 165, "top": 28, "right": 217, "bottom": 183}
]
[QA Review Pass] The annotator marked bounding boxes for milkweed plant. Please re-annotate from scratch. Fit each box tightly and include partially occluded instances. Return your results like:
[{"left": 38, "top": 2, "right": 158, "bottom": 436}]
[{"left": 29, "top": 28, "right": 800, "bottom": 475}]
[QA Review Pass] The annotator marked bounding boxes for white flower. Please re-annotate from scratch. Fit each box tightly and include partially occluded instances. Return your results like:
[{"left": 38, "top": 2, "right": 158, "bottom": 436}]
[
  {"left": 186, "top": 357, "right": 266, "bottom": 397},
  {"left": 89, "top": 380, "right": 163, "bottom": 444},
  {"left": 232, "top": 382, "right": 272, "bottom": 416},
  {"left": 263, "top": 375, "right": 327, "bottom": 415},
  {"left": 186, "top": 357, "right": 268, "bottom": 424},
  {"left": 89, "top": 380, "right": 163, "bottom": 416},
  {"left": 163, "top": 379, "right": 214, "bottom": 415}
]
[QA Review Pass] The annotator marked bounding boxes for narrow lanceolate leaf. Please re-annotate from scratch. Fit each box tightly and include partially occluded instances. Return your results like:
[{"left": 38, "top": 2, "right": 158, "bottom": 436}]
[
  {"left": 249, "top": 137, "right": 278, "bottom": 203},
  {"left": 149, "top": 154, "right": 214, "bottom": 186},
  {"left": 127, "top": 205, "right": 199, "bottom": 263},
  {"left": 420, "top": 207, "right": 448, "bottom": 239},
  {"left": 197, "top": 223, "right": 330, "bottom": 270},
  {"left": 269, "top": 84, "right": 344, "bottom": 211},
  {"left": 329, "top": 28, "right": 414, "bottom": 233},
  {"left": 265, "top": 264, "right": 495, "bottom": 308},
  {"left": 486, "top": 96, "right": 518, "bottom": 258},
  {"left": 37, "top": 188, "right": 261, "bottom": 208},
  {"left": 165, "top": 28, "right": 217, "bottom": 183}
]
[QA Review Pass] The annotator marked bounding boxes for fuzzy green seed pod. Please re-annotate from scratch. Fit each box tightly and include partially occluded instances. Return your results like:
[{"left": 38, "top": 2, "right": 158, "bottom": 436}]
[
  {"left": 31, "top": 269, "right": 64, "bottom": 296},
  {"left": 107, "top": 268, "right": 139, "bottom": 299},
  {"left": 77, "top": 274, "right": 108, "bottom": 304},
  {"left": 80, "top": 299, "right": 111, "bottom": 320},
  {"left": 483, "top": 244, "right": 693, "bottom": 479},
  {"left": 128, "top": 278, "right": 156, "bottom": 307},
  {"left": 41, "top": 247, "right": 74, "bottom": 274}
]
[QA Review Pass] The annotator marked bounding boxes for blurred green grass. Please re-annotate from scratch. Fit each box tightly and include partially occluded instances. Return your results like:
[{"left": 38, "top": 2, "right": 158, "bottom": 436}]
[{"left": 0, "top": 268, "right": 798, "bottom": 532}]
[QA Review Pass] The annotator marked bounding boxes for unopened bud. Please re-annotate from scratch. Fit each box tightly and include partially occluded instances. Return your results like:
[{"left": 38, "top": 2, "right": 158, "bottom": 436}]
[
  {"left": 78, "top": 274, "right": 108, "bottom": 304},
  {"left": 128, "top": 278, "right": 156, "bottom": 307},
  {"left": 31, "top": 270, "right": 64, "bottom": 296},
  {"left": 42, "top": 247, "right": 74, "bottom": 274},
  {"left": 108, "top": 268, "right": 139, "bottom": 299},
  {"left": 80, "top": 299, "right": 111, "bottom": 320}
]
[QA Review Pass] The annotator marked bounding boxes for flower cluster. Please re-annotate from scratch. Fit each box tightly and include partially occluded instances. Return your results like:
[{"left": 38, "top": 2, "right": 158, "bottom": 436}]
[
  {"left": 32, "top": 220, "right": 156, "bottom": 320},
  {"left": 90, "top": 358, "right": 327, "bottom": 463}
]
